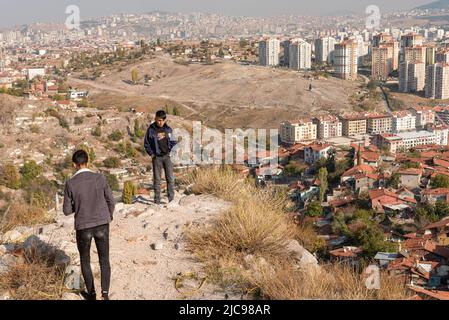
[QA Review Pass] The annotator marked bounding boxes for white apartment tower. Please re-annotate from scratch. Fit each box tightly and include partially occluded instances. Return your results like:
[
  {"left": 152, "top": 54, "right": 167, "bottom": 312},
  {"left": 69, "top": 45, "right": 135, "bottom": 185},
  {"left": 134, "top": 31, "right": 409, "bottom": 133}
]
[
  {"left": 426, "top": 63, "right": 449, "bottom": 100},
  {"left": 259, "top": 39, "right": 281, "bottom": 67},
  {"left": 314, "top": 37, "right": 336, "bottom": 64},
  {"left": 289, "top": 40, "right": 312, "bottom": 71},
  {"left": 399, "top": 61, "right": 426, "bottom": 93}
]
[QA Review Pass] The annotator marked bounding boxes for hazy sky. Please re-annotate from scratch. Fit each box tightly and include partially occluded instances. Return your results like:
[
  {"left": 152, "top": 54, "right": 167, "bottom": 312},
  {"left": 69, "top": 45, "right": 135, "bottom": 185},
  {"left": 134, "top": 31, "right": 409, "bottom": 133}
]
[{"left": 0, "top": 0, "right": 434, "bottom": 28}]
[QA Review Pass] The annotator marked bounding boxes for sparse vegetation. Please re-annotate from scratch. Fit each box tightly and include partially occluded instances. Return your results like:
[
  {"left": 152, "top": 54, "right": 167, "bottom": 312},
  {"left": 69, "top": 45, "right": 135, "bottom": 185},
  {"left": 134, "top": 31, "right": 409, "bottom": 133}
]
[
  {"left": 108, "top": 130, "right": 124, "bottom": 142},
  {"left": 185, "top": 167, "right": 410, "bottom": 300},
  {"left": 103, "top": 157, "right": 121, "bottom": 168},
  {"left": 122, "top": 181, "right": 137, "bottom": 204}
]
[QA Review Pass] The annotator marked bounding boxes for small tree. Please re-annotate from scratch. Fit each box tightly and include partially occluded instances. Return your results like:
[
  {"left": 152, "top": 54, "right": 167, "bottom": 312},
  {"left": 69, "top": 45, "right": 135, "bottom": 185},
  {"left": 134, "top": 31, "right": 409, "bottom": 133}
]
[
  {"left": 172, "top": 106, "right": 180, "bottom": 116},
  {"left": 131, "top": 69, "right": 139, "bottom": 84},
  {"left": 1, "top": 164, "right": 21, "bottom": 190},
  {"left": 122, "top": 181, "right": 137, "bottom": 204},
  {"left": 134, "top": 119, "right": 144, "bottom": 138},
  {"left": 306, "top": 201, "right": 323, "bottom": 217},
  {"left": 318, "top": 167, "right": 328, "bottom": 203}
]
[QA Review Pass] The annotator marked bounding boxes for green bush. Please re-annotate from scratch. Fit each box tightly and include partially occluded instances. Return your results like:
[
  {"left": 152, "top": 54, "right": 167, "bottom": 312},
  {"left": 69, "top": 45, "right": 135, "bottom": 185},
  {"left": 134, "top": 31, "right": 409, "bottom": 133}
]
[
  {"left": 106, "top": 174, "right": 120, "bottom": 192},
  {"left": 306, "top": 201, "right": 323, "bottom": 217},
  {"left": 92, "top": 126, "right": 102, "bottom": 137},
  {"left": 20, "top": 160, "right": 43, "bottom": 186},
  {"left": 108, "top": 130, "right": 123, "bottom": 142},
  {"left": 1, "top": 164, "right": 21, "bottom": 190},
  {"left": 103, "top": 157, "right": 121, "bottom": 168},
  {"left": 74, "top": 116, "right": 84, "bottom": 125},
  {"left": 431, "top": 174, "right": 449, "bottom": 189}
]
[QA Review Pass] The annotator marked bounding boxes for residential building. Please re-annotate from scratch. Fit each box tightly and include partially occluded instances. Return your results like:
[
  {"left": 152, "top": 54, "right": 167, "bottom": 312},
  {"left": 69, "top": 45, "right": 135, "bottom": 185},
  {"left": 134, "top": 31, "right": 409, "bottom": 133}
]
[
  {"left": 340, "top": 114, "right": 367, "bottom": 136},
  {"left": 372, "top": 45, "right": 396, "bottom": 81},
  {"left": 397, "top": 168, "right": 423, "bottom": 189},
  {"left": 304, "top": 143, "right": 333, "bottom": 164},
  {"left": 372, "top": 133, "right": 404, "bottom": 153},
  {"left": 409, "top": 106, "right": 436, "bottom": 129},
  {"left": 279, "top": 119, "right": 317, "bottom": 144},
  {"left": 401, "top": 33, "right": 424, "bottom": 49},
  {"left": 282, "top": 40, "right": 291, "bottom": 66},
  {"left": 436, "top": 50, "right": 449, "bottom": 64},
  {"left": 259, "top": 39, "right": 280, "bottom": 67},
  {"left": 399, "top": 61, "right": 426, "bottom": 93},
  {"left": 334, "top": 40, "right": 358, "bottom": 80},
  {"left": 313, "top": 115, "right": 342, "bottom": 139},
  {"left": 27, "top": 68, "right": 45, "bottom": 80},
  {"left": 315, "top": 36, "right": 336, "bottom": 64},
  {"left": 404, "top": 46, "right": 427, "bottom": 64},
  {"left": 425, "top": 63, "right": 449, "bottom": 100},
  {"left": 391, "top": 111, "right": 417, "bottom": 132},
  {"left": 426, "top": 46, "right": 437, "bottom": 65},
  {"left": 289, "top": 39, "right": 312, "bottom": 70},
  {"left": 367, "top": 114, "right": 392, "bottom": 134}
]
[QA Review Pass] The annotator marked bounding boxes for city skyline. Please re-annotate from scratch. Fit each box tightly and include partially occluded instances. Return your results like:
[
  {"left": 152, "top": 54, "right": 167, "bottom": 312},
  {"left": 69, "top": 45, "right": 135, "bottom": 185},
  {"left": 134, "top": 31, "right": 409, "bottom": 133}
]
[{"left": 0, "top": 0, "right": 435, "bottom": 28}]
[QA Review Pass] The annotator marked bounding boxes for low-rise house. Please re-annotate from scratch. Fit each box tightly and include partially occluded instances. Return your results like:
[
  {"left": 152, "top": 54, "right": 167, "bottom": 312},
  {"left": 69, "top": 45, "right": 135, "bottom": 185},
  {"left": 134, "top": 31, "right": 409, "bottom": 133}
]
[
  {"left": 421, "top": 188, "right": 449, "bottom": 204},
  {"left": 369, "top": 188, "right": 417, "bottom": 213},
  {"left": 304, "top": 143, "right": 333, "bottom": 165},
  {"left": 423, "top": 217, "right": 449, "bottom": 246},
  {"left": 396, "top": 168, "right": 423, "bottom": 190},
  {"left": 329, "top": 246, "right": 363, "bottom": 266},
  {"left": 341, "top": 164, "right": 377, "bottom": 191},
  {"left": 374, "top": 252, "right": 400, "bottom": 268}
]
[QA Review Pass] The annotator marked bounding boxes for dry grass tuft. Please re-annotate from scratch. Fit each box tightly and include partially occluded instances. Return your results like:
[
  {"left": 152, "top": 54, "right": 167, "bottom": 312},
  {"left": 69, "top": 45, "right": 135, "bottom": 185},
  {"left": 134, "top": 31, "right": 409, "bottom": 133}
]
[
  {"left": 185, "top": 167, "right": 412, "bottom": 300},
  {"left": 0, "top": 254, "right": 66, "bottom": 300},
  {"left": 247, "top": 261, "right": 412, "bottom": 300},
  {"left": 186, "top": 166, "right": 294, "bottom": 259},
  {"left": 0, "top": 203, "right": 54, "bottom": 233}
]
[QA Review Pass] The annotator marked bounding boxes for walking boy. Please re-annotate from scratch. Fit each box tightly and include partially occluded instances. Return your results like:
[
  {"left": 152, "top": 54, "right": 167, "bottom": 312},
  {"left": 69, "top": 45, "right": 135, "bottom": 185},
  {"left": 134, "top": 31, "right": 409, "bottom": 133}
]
[{"left": 63, "top": 150, "right": 115, "bottom": 300}]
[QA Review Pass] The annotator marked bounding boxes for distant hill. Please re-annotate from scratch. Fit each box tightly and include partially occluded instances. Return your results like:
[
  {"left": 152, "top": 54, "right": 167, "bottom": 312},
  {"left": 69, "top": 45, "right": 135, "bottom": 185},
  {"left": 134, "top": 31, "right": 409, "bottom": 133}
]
[{"left": 416, "top": 0, "right": 449, "bottom": 10}]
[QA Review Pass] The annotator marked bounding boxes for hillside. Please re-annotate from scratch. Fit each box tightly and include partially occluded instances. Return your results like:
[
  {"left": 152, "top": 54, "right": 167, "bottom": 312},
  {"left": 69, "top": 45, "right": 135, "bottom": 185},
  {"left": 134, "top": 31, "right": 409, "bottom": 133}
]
[
  {"left": 416, "top": 0, "right": 449, "bottom": 9},
  {"left": 68, "top": 54, "right": 380, "bottom": 130}
]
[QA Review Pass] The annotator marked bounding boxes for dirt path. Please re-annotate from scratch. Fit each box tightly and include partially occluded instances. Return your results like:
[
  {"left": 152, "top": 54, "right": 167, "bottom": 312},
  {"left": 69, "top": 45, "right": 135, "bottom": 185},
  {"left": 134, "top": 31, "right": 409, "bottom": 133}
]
[{"left": 47, "top": 192, "right": 232, "bottom": 300}]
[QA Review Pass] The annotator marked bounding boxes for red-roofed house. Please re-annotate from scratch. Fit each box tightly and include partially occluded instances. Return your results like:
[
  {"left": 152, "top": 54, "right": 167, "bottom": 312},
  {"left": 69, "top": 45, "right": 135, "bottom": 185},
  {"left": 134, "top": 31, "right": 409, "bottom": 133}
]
[
  {"left": 329, "top": 246, "right": 363, "bottom": 266},
  {"left": 421, "top": 188, "right": 449, "bottom": 204},
  {"left": 369, "top": 188, "right": 417, "bottom": 213},
  {"left": 304, "top": 143, "right": 333, "bottom": 165}
]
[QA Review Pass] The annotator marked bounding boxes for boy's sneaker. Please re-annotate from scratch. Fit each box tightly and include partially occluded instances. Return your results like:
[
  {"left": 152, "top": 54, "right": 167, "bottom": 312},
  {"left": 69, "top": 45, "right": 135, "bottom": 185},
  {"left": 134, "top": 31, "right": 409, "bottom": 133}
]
[
  {"left": 80, "top": 291, "right": 97, "bottom": 301},
  {"left": 101, "top": 292, "right": 110, "bottom": 300}
]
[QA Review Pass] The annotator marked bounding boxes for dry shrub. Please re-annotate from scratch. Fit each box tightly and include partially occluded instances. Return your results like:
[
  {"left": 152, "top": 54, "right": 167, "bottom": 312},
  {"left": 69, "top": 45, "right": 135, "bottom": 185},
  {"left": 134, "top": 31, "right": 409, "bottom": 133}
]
[
  {"left": 186, "top": 167, "right": 294, "bottom": 259},
  {"left": 189, "top": 166, "right": 255, "bottom": 202},
  {"left": 0, "top": 255, "right": 66, "bottom": 300},
  {"left": 187, "top": 201, "right": 293, "bottom": 259},
  {"left": 248, "top": 261, "right": 412, "bottom": 300},
  {"left": 293, "top": 221, "right": 327, "bottom": 254},
  {"left": 0, "top": 203, "right": 53, "bottom": 232},
  {"left": 185, "top": 167, "right": 413, "bottom": 300}
]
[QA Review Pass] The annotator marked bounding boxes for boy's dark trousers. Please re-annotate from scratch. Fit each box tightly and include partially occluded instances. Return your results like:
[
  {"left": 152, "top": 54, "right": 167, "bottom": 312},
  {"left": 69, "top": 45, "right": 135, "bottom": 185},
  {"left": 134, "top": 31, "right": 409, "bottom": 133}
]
[
  {"left": 152, "top": 154, "right": 175, "bottom": 203},
  {"left": 76, "top": 224, "right": 111, "bottom": 297}
]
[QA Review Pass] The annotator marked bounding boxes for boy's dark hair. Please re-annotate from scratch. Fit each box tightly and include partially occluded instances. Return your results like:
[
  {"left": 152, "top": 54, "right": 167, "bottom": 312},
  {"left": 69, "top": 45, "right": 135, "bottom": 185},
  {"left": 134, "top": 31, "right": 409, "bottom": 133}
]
[
  {"left": 72, "top": 150, "right": 89, "bottom": 166},
  {"left": 155, "top": 110, "right": 167, "bottom": 120}
]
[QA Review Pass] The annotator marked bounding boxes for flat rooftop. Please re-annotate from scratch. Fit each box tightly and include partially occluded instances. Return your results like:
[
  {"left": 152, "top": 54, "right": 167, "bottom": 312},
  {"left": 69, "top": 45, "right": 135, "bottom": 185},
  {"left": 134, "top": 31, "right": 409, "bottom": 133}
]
[{"left": 396, "top": 130, "right": 435, "bottom": 140}]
